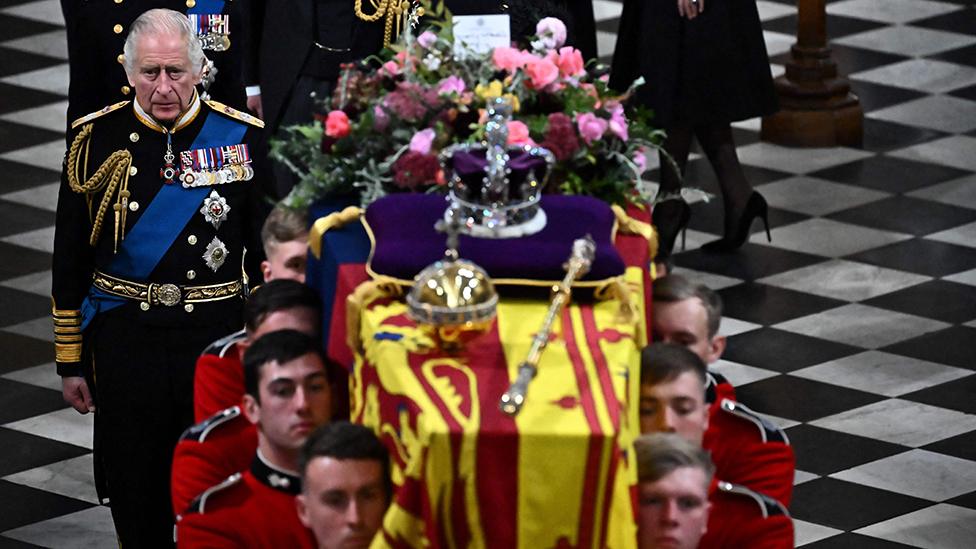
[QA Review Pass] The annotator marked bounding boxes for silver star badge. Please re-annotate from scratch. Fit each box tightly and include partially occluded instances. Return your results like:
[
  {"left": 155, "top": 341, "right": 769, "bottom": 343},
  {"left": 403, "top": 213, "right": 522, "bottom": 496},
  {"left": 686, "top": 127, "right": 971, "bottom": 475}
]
[
  {"left": 200, "top": 190, "right": 231, "bottom": 229},
  {"left": 203, "top": 236, "right": 229, "bottom": 272}
]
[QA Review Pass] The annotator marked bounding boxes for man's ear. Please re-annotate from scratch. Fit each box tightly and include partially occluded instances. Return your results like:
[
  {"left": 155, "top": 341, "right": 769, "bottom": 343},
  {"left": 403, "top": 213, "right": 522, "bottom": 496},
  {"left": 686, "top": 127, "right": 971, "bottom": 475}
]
[
  {"left": 242, "top": 393, "right": 260, "bottom": 425},
  {"left": 706, "top": 334, "right": 726, "bottom": 364},
  {"left": 295, "top": 494, "right": 311, "bottom": 528},
  {"left": 261, "top": 259, "right": 273, "bottom": 283}
]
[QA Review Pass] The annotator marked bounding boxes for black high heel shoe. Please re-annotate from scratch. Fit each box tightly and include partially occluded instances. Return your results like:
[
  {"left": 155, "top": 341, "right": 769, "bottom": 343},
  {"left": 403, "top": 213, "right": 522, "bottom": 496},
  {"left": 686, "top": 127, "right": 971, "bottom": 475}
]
[
  {"left": 701, "top": 192, "right": 771, "bottom": 253},
  {"left": 653, "top": 200, "right": 691, "bottom": 264}
]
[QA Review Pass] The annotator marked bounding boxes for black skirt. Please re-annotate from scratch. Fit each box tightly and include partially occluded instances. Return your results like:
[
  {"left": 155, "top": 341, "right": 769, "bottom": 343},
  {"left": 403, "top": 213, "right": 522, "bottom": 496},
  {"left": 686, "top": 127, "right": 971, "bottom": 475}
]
[{"left": 610, "top": 0, "right": 778, "bottom": 127}]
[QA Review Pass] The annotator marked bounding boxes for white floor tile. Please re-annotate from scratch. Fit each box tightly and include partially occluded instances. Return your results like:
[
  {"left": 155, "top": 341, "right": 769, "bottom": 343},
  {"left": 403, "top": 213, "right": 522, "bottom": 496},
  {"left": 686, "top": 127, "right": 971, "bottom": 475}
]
[
  {"left": 712, "top": 359, "right": 778, "bottom": 387},
  {"left": 868, "top": 95, "right": 976, "bottom": 134},
  {"left": 792, "top": 351, "right": 973, "bottom": 397},
  {"left": 0, "top": 63, "right": 70, "bottom": 95},
  {"left": 592, "top": 0, "right": 623, "bottom": 21},
  {"left": 668, "top": 267, "right": 743, "bottom": 291},
  {"left": 3, "top": 454, "right": 99, "bottom": 504},
  {"left": 794, "top": 519, "right": 842, "bottom": 546},
  {"left": 852, "top": 59, "right": 976, "bottom": 94},
  {"left": 3, "top": 316, "right": 55, "bottom": 342},
  {"left": 926, "top": 221, "right": 976, "bottom": 249},
  {"left": 832, "top": 449, "right": 976, "bottom": 502},
  {"left": 0, "top": 0, "right": 65, "bottom": 25},
  {"left": 0, "top": 181, "right": 60, "bottom": 212},
  {"left": 759, "top": 259, "right": 931, "bottom": 302},
  {"left": 855, "top": 504, "right": 976, "bottom": 549},
  {"left": 810, "top": 399, "right": 976, "bottom": 447},
  {"left": 0, "top": 270, "right": 53, "bottom": 297},
  {"left": 908, "top": 173, "right": 976, "bottom": 211},
  {"left": 3, "top": 407, "right": 94, "bottom": 450},
  {"left": 763, "top": 218, "right": 912, "bottom": 258},
  {"left": 889, "top": 136, "right": 976, "bottom": 172},
  {"left": 756, "top": 1, "right": 796, "bottom": 22},
  {"left": 0, "top": 30, "right": 68, "bottom": 60},
  {"left": 1, "top": 362, "right": 61, "bottom": 391},
  {"left": 735, "top": 142, "right": 873, "bottom": 174},
  {"left": 1, "top": 225, "right": 57, "bottom": 253},
  {"left": 763, "top": 31, "right": 795, "bottom": 57},
  {"left": 0, "top": 101, "right": 68, "bottom": 132},
  {"left": 0, "top": 139, "right": 67, "bottom": 171},
  {"left": 943, "top": 268, "right": 976, "bottom": 287},
  {"left": 2, "top": 505, "right": 118, "bottom": 549},
  {"left": 775, "top": 304, "right": 949, "bottom": 349},
  {"left": 833, "top": 26, "right": 976, "bottom": 58},
  {"left": 757, "top": 176, "right": 889, "bottom": 216},
  {"left": 793, "top": 470, "right": 819, "bottom": 486},
  {"left": 826, "top": 0, "right": 961, "bottom": 24},
  {"left": 717, "top": 317, "right": 762, "bottom": 338},
  {"left": 596, "top": 30, "right": 616, "bottom": 59}
]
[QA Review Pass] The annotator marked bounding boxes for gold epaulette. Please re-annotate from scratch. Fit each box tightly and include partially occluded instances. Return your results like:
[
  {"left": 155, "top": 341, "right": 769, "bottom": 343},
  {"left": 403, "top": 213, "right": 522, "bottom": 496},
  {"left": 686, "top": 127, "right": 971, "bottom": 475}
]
[
  {"left": 71, "top": 101, "right": 131, "bottom": 130},
  {"left": 52, "top": 301, "right": 83, "bottom": 363},
  {"left": 204, "top": 99, "right": 265, "bottom": 128}
]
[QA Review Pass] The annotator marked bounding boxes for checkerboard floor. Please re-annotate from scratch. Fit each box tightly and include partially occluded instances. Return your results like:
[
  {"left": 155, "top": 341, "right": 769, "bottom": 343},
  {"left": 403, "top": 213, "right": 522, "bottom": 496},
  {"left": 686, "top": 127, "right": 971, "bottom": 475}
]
[{"left": 0, "top": 0, "right": 973, "bottom": 546}]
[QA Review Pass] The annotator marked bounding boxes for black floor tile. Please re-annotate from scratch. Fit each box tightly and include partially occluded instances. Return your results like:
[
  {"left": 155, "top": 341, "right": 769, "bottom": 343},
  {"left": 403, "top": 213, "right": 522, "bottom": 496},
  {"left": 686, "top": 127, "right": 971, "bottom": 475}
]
[
  {"left": 0, "top": 332, "right": 51, "bottom": 373},
  {"left": 863, "top": 280, "right": 976, "bottom": 324},
  {"left": 735, "top": 375, "right": 884, "bottom": 422},
  {"left": 649, "top": 157, "right": 793, "bottom": 196},
  {"left": 931, "top": 43, "right": 976, "bottom": 68},
  {"left": 0, "top": 120, "right": 62, "bottom": 155},
  {"left": 810, "top": 155, "right": 967, "bottom": 193},
  {"left": 791, "top": 477, "right": 931, "bottom": 531},
  {"left": 849, "top": 81, "right": 927, "bottom": 114},
  {"left": 802, "top": 533, "right": 918, "bottom": 549},
  {"left": 0, "top": 83, "right": 64, "bottom": 116},
  {"left": 949, "top": 83, "right": 976, "bottom": 102},
  {"left": 0, "top": 242, "right": 49, "bottom": 282},
  {"left": 881, "top": 326, "right": 976, "bottom": 370},
  {"left": 687, "top": 200, "right": 807, "bottom": 239},
  {"left": 901, "top": 375, "right": 976, "bottom": 415},
  {"left": 0, "top": 536, "right": 46, "bottom": 549},
  {"left": 717, "top": 282, "right": 846, "bottom": 325},
  {"left": 0, "top": 480, "right": 92, "bottom": 532},
  {"left": 0, "top": 289, "right": 49, "bottom": 329},
  {"left": 911, "top": 9, "right": 976, "bottom": 36},
  {"left": 594, "top": 16, "right": 619, "bottom": 34},
  {"left": 847, "top": 239, "right": 976, "bottom": 277},
  {"left": 946, "top": 490, "right": 976, "bottom": 511},
  {"left": 0, "top": 159, "right": 61, "bottom": 194},
  {"left": 725, "top": 328, "right": 863, "bottom": 373},
  {"left": 923, "top": 430, "right": 976, "bottom": 462},
  {"left": 763, "top": 14, "right": 885, "bottom": 39},
  {"left": 827, "top": 196, "right": 976, "bottom": 236},
  {"left": 0, "top": 14, "right": 61, "bottom": 43},
  {"left": 0, "top": 379, "right": 65, "bottom": 425},
  {"left": 0, "top": 46, "right": 63, "bottom": 79},
  {"left": 0, "top": 427, "right": 89, "bottom": 477},
  {"left": 0, "top": 200, "right": 53, "bottom": 238},
  {"left": 785, "top": 425, "right": 907, "bottom": 476},
  {"left": 860, "top": 118, "right": 949, "bottom": 154},
  {"left": 829, "top": 44, "right": 910, "bottom": 76},
  {"left": 673, "top": 244, "right": 825, "bottom": 281}
]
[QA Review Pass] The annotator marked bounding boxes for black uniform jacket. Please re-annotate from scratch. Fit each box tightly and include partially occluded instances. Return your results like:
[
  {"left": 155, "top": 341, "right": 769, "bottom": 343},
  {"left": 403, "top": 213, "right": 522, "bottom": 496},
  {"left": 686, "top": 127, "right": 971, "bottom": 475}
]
[{"left": 53, "top": 94, "right": 268, "bottom": 377}]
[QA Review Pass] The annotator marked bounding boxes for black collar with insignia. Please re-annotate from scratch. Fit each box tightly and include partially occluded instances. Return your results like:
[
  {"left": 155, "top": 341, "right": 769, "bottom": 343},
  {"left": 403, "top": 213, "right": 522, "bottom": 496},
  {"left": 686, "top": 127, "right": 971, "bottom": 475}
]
[{"left": 252, "top": 451, "right": 302, "bottom": 495}]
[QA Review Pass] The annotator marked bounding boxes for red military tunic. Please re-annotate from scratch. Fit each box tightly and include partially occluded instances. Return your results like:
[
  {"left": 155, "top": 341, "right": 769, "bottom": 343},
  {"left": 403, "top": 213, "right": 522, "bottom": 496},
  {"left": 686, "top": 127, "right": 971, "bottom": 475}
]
[
  {"left": 705, "top": 370, "right": 736, "bottom": 414},
  {"left": 194, "top": 330, "right": 247, "bottom": 422},
  {"left": 171, "top": 406, "right": 257, "bottom": 516},
  {"left": 177, "top": 454, "right": 315, "bottom": 548},
  {"left": 700, "top": 479, "right": 794, "bottom": 549},
  {"left": 703, "top": 398, "right": 795, "bottom": 506}
]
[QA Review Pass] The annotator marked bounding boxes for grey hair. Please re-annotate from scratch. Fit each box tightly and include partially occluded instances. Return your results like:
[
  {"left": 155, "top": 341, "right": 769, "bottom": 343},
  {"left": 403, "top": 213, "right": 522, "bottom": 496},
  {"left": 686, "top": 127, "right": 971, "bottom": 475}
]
[
  {"left": 634, "top": 432, "right": 714, "bottom": 487},
  {"left": 123, "top": 9, "right": 206, "bottom": 76}
]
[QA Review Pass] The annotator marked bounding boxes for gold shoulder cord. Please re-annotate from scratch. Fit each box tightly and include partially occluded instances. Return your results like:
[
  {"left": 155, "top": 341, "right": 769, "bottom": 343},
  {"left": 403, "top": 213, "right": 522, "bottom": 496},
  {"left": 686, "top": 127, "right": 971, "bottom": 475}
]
[
  {"left": 66, "top": 124, "right": 133, "bottom": 252},
  {"left": 354, "top": 0, "right": 414, "bottom": 47}
]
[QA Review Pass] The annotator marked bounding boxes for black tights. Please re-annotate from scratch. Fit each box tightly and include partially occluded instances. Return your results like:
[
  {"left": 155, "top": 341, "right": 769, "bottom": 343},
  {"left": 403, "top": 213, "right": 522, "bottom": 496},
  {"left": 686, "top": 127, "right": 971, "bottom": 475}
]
[{"left": 657, "top": 122, "right": 754, "bottom": 236}]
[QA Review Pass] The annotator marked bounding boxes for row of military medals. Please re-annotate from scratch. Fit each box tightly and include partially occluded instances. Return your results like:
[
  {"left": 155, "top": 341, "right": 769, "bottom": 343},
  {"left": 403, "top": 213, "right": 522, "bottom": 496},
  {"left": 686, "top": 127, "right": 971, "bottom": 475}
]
[{"left": 189, "top": 14, "right": 231, "bottom": 51}]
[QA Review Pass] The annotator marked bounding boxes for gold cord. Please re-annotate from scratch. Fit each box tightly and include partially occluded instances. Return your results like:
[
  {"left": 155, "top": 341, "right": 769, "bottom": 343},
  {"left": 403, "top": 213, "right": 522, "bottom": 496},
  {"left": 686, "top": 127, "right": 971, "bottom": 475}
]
[
  {"left": 66, "top": 124, "right": 133, "bottom": 248},
  {"left": 355, "top": 0, "right": 411, "bottom": 47}
]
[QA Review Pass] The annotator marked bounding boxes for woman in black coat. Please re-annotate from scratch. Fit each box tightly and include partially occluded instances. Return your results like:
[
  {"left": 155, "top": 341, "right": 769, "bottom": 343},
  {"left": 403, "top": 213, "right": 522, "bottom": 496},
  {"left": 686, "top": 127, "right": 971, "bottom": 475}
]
[{"left": 611, "top": 0, "right": 778, "bottom": 264}]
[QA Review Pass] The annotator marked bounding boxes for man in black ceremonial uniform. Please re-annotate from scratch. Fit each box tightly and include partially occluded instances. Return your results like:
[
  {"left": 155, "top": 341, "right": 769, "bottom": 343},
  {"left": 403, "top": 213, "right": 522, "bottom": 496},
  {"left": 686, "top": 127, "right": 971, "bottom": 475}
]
[
  {"left": 53, "top": 9, "right": 267, "bottom": 546},
  {"left": 60, "top": 0, "right": 248, "bottom": 124}
]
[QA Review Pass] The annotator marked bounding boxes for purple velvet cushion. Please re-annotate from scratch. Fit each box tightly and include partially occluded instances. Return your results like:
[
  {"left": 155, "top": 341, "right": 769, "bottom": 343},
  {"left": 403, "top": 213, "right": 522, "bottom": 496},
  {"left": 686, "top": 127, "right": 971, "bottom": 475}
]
[{"left": 365, "top": 194, "right": 626, "bottom": 283}]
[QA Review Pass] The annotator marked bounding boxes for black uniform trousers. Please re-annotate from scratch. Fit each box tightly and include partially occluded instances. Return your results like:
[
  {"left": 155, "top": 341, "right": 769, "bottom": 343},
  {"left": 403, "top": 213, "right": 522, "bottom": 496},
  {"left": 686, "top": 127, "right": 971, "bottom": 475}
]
[{"left": 89, "top": 303, "right": 242, "bottom": 548}]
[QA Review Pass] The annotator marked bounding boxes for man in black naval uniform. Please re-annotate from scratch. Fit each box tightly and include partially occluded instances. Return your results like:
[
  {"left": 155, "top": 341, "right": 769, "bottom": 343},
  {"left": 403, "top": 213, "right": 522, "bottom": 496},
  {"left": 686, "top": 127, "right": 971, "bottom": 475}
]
[
  {"left": 60, "top": 0, "right": 248, "bottom": 124},
  {"left": 53, "top": 9, "right": 267, "bottom": 546}
]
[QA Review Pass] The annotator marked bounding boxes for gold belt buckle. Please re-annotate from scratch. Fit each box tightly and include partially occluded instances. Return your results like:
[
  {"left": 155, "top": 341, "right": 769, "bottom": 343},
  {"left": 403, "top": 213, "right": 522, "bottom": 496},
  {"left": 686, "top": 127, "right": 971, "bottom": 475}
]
[{"left": 153, "top": 283, "right": 182, "bottom": 307}]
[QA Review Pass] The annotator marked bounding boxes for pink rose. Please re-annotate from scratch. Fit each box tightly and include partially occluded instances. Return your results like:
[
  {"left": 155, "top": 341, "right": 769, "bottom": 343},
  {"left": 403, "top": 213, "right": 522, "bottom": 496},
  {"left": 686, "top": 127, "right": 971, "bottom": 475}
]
[
  {"left": 381, "top": 60, "right": 399, "bottom": 76},
  {"left": 437, "top": 75, "right": 466, "bottom": 95},
  {"left": 524, "top": 57, "right": 560, "bottom": 90},
  {"left": 608, "top": 103, "right": 629, "bottom": 141},
  {"left": 372, "top": 105, "right": 389, "bottom": 132},
  {"left": 554, "top": 47, "right": 585, "bottom": 78},
  {"left": 506, "top": 121, "right": 534, "bottom": 146},
  {"left": 493, "top": 47, "right": 531, "bottom": 72},
  {"left": 409, "top": 128, "right": 436, "bottom": 155},
  {"left": 535, "top": 17, "right": 567, "bottom": 50},
  {"left": 417, "top": 31, "right": 437, "bottom": 49},
  {"left": 576, "top": 112, "right": 607, "bottom": 145},
  {"left": 324, "top": 110, "right": 350, "bottom": 138}
]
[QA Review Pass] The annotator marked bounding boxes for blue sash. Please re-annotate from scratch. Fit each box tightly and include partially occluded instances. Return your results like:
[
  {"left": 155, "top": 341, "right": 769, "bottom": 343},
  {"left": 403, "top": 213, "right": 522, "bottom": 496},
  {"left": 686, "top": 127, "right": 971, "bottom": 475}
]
[
  {"left": 81, "top": 110, "right": 248, "bottom": 328},
  {"left": 188, "top": 0, "right": 225, "bottom": 14}
]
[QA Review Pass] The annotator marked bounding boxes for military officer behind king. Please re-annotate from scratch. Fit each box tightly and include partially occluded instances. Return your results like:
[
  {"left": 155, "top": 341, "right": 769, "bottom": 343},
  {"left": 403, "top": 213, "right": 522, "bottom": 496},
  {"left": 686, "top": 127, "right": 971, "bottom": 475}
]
[{"left": 53, "top": 8, "right": 269, "bottom": 547}]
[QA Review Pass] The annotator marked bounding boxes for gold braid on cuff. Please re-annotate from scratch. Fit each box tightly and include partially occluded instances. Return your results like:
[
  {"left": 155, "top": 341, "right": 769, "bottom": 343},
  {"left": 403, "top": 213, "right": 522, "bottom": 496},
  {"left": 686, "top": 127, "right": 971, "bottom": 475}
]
[{"left": 52, "top": 305, "right": 83, "bottom": 363}]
